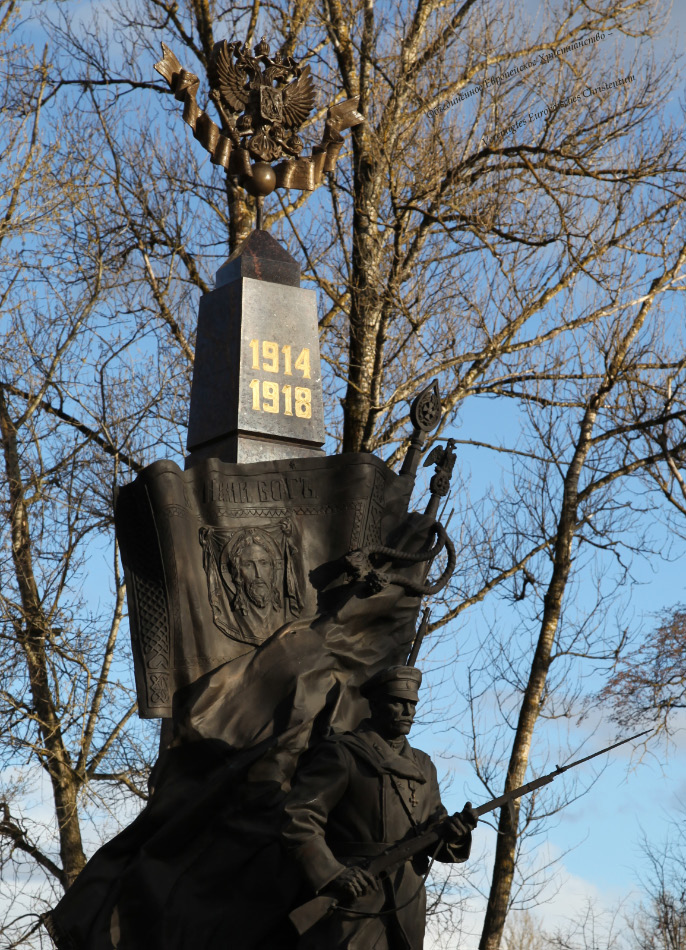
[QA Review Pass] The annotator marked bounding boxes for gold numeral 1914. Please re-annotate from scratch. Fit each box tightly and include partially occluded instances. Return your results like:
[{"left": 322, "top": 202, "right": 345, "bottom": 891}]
[{"left": 249, "top": 339, "right": 311, "bottom": 378}]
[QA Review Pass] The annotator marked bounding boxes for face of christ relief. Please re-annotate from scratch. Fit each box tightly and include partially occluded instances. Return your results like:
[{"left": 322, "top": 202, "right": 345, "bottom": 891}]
[{"left": 234, "top": 540, "right": 275, "bottom": 609}]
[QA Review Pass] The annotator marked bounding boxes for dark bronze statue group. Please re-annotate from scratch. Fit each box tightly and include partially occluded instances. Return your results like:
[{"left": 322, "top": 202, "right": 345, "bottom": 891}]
[
  {"left": 45, "top": 37, "right": 475, "bottom": 949},
  {"left": 47, "top": 359, "right": 474, "bottom": 949}
]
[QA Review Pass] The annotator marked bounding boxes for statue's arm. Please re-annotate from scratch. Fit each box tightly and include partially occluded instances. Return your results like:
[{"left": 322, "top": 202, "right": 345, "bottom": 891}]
[
  {"left": 426, "top": 759, "right": 472, "bottom": 864},
  {"left": 282, "top": 741, "right": 350, "bottom": 893}
]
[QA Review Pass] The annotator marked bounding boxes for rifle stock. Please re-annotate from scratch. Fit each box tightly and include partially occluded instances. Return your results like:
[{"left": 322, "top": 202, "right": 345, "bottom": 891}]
[
  {"left": 289, "top": 895, "right": 338, "bottom": 936},
  {"left": 288, "top": 826, "right": 443, "bottom": 935}
]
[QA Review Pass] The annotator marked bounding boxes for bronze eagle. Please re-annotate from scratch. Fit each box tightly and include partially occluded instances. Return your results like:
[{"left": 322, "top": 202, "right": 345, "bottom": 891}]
[{"left": 208, "top": 38, "right": 316, "bottom": 163}]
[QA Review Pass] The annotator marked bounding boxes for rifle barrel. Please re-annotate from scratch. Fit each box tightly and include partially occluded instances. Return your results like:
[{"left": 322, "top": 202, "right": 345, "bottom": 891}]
[
  {"left": 555, "top": 729, "right": 650, "bottom": 774},
  {"left": 474, "top": 773, "right": 555, "bottom": 817},
  {"left": 475, "top": 729, "right": 651, "bottom": 817}
]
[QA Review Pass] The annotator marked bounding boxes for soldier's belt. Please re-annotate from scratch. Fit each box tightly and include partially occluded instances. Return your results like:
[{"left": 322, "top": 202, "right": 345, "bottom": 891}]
[{"left": 329, "top": 841, "right": 395, "bottom": 857}]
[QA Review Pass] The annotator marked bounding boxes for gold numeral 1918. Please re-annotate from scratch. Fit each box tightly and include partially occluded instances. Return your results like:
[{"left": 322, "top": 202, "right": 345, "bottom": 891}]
[
  {"left": 249, "top": 380, "right": 312, "bottom": 419},
  {"left": 295, "top": 387, "right": 312, "bottom": 418},
  {"left": 262, "top": 380, "right": 279, "bottom": 412}
]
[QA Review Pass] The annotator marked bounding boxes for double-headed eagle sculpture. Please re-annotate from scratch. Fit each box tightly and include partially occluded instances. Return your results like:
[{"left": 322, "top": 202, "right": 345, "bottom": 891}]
[{"left": 155, "top": 38, "right": 363, "bottom": 225}]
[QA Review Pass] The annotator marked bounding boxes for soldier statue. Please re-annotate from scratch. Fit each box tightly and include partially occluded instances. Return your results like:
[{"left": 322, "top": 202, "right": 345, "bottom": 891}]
[{"left": 282, "top": 665, "right": 478, "bottom": 949}]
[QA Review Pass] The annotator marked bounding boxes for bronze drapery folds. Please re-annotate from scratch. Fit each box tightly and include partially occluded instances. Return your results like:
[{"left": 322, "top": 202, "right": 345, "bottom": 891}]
[{"left": 47, "top": 454, "right": 457, "bottom": 950}]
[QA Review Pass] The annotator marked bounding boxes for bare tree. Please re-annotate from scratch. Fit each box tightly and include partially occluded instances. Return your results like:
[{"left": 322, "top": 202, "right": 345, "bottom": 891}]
[
  {"left": 1, "top": 0, "right": 686, "bottom": 946},
  {"left": 0, "top": 8, "right": 163, "bottom": 944},
  {"left": 40, "top": 0, "right": 685, "bottom": 453},
  {"left": 629, "top": 826, "right": 686, "bottom": 950},
  {"left": 598, "top": 382, "right": 686, "bottom": 735},
  {"left": 601, "top": 608, "right": 686, "bottom": 733}
]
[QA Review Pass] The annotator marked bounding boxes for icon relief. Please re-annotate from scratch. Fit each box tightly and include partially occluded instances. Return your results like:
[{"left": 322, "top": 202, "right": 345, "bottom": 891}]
[{"left": 200, "top": 520, "right": 305, "bottom": 645}]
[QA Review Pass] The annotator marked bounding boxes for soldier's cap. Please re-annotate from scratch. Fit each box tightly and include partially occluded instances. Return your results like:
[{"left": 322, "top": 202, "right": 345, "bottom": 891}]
[{"left": 361, "top": 666, "right": 422, "bottom": 702}]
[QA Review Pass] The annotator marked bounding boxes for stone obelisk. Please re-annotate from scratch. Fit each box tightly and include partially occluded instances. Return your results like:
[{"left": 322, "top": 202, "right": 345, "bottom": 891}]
[
  {"left": 152, "top": 36, "right": 362, "bottom": 471},
  {"left": 186, "top": 229, "right": 325, "bottom": 466}
]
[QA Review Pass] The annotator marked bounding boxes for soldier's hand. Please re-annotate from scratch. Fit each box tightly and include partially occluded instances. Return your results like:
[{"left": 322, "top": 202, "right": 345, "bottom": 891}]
[
  {"left": 460, "top": 801, "right": 479, "bottom": 830},
  {"left": 328, "top": 866, "right": 378, "bottom": 902},
  {"left": 442, "top": 802, "right": 478, "bottom": 843}
]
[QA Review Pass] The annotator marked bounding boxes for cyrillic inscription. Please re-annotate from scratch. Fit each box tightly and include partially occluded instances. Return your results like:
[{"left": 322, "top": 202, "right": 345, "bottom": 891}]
[{"left": 204, "top": 474, "right": 319, "bottom": 504}]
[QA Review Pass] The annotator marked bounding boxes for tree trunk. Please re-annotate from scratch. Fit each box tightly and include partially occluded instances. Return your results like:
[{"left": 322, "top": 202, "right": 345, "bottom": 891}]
[
  {"left": 478, "top": 403, "right": 599, "bottom": 950},
  {"left": 342, "top": 129, "right": 386, "bottom": 452},
  {"left": 0, "top": 391, "right": 87, "bottom": 886},
  {"left": 479, "top": 278, "right": 666, "bottom": 950}
]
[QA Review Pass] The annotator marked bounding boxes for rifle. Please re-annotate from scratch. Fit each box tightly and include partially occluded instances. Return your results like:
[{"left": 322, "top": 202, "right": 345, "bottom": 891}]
[
  {"left": 289, "top": 729, "right": 649, "bottom": 936},
  {"left": 407, "top": 608, "right": 430, "bottom": 667}
]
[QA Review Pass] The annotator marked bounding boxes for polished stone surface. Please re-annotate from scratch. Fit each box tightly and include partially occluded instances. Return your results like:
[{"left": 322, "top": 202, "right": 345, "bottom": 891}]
[
  {"left": 215, "top": 230, "right": 300, "bottom": 288},
  {"left": 186, "top": 276, "right": 324, "bottom": 461}
]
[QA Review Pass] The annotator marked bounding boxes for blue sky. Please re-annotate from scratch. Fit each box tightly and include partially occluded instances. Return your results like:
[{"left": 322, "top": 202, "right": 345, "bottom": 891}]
[{"left": 420, "top": 390, "right": 686, "bottom": 941}]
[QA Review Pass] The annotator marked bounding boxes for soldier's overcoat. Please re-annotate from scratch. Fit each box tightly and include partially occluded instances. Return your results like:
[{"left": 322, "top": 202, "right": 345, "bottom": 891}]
[{"left": 282, "top": 721, "right": 471, "bottom": 949}]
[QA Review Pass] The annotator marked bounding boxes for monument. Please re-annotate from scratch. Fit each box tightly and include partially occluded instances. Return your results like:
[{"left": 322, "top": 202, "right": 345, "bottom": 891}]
[
  {"left": 46, "top": 37, "right": 465, "bottom": 950},
  {"left": 44, "top": 35, "right": 653, "bottom": 950}
]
